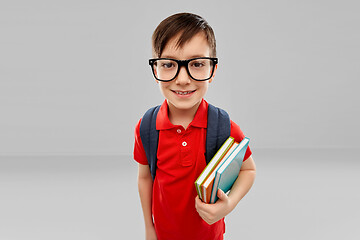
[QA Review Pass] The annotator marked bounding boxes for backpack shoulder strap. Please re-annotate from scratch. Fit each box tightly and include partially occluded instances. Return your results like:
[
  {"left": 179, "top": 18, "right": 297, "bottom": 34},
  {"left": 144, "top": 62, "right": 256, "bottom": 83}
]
[
  {"left": 139, "top": 105, "right": 161, "bottom": 180},
  {"left": 206, "top": 104, "right": 231, "bottom": 164}
]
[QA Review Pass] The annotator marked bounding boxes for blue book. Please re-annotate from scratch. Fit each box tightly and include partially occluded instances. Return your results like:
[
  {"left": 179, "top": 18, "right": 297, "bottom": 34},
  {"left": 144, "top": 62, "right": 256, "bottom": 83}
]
[{"left": 210, "top": 137, "right": 249, "bottom": 203}]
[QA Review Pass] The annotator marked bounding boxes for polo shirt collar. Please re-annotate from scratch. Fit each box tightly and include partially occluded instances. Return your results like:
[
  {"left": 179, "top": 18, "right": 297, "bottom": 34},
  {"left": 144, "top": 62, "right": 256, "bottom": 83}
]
[{"left": 156, "top": 99, "right": 208, "bottom": 130}]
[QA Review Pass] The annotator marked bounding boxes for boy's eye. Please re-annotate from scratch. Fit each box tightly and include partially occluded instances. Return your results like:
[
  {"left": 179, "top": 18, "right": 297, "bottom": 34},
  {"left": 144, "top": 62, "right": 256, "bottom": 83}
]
[
  {"left": 190, "top": 61, "right": 206, "bottom": 68},
  {"left": 160, "top": 61, "right": 175, "bottom": 69}
]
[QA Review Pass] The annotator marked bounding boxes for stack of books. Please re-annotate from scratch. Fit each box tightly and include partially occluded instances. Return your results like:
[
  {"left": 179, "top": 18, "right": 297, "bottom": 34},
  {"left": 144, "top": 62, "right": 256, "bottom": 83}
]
[{"left": 195, "top": 136, "right": 249, "bottom": 204}]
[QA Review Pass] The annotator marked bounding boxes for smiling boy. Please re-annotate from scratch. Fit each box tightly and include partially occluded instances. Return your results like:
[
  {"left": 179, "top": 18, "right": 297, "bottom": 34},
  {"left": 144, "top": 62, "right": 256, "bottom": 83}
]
[{"left": 134, "top": 13, "right": 256, "bottom": 240}]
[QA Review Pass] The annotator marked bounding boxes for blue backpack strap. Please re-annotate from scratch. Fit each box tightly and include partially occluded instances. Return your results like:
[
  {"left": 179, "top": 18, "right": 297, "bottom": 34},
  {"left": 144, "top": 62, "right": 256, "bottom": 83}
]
[
  {"left": 139, "top": 105, "right": 161, "bottom": 180},
  {"left": 205, "top": 104, "right": 231, "bottom": 164}
]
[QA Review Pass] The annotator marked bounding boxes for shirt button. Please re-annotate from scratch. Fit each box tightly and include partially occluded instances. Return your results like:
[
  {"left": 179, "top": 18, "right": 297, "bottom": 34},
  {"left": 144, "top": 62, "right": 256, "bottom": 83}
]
[
  {"left": 177, "top": 129, "right": 182, "bottom": 134},
  {"left": 182, "top": 141, "right": 187, "bottom": 147}
]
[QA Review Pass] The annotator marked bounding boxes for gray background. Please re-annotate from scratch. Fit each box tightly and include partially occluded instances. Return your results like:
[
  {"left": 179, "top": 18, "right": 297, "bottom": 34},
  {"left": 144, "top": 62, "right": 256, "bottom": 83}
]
[
  {"left": 1, "top": 0, "right": 359, "bottom": 155},
  {"left": 1, "top": 0, "right": 359, "bottom": 239}
]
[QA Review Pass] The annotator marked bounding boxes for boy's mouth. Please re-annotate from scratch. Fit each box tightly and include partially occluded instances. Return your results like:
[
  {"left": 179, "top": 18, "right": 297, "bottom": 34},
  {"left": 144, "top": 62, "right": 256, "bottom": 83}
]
[{"left": 172, "top": 90, "right": 196, "bottom": 96}]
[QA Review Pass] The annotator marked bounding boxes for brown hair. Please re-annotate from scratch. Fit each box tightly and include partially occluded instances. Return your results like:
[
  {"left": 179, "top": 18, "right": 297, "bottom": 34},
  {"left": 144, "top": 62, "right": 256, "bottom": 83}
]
[{"left": 152, "top": 13, "right": 216, "bottom": 58}]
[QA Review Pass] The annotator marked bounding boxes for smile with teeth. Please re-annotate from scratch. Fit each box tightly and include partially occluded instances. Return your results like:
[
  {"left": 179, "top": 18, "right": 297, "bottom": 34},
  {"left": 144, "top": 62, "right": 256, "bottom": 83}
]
[{"left": 173, "top": 90, "right": 196, "bottom": 95}]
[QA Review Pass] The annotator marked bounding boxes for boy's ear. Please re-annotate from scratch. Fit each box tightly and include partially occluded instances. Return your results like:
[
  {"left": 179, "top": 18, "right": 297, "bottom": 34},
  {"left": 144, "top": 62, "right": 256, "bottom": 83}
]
[{"left": 209, "top": 64, "right": 218, "bottom": 83}]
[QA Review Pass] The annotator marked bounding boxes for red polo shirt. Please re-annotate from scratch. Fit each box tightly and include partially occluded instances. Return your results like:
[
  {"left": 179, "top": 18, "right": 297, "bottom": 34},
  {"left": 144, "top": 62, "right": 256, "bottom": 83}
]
[{"left": 134, "top": 99, "right": 252, "bottom": 240}]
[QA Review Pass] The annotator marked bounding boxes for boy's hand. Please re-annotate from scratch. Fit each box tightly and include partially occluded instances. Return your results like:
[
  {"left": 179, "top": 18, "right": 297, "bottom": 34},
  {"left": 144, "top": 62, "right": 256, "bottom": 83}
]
[{"left": 195, "top": 189, "right": 232, "bottom": 225}]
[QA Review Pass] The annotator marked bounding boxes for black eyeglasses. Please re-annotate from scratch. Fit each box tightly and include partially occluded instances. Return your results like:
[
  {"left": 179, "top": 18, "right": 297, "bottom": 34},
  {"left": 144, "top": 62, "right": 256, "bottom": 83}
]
[{"left": 149, "top": 57, "right": 218, "bottom": 82}]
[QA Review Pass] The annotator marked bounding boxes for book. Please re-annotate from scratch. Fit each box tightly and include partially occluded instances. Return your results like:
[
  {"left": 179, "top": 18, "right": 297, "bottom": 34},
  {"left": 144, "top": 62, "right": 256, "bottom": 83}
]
[
  {"left": 194, "top": 136, "right": 235, "bottom": 201},
  {"left": 210, "top": 137, "right": 249, "bottom": 204},
  {"left": 201, "top": 141, "right": 239, "bottom": 203}
]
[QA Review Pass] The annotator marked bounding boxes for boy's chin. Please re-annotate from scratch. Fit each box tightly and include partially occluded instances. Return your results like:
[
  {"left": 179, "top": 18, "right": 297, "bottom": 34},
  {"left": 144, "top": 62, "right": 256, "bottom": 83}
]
[{"left": 167, "top": 99, "right": 202, "bottom": 112}]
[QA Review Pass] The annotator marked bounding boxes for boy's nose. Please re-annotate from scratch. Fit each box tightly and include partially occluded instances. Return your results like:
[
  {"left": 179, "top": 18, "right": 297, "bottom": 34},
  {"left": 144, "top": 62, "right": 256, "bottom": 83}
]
[{"left": 175, "top": 66, "right": 191, "bottom": 85}]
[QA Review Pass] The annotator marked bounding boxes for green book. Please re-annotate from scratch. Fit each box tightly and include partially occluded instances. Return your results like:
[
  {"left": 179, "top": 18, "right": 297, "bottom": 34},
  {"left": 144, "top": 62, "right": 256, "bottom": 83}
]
[{"left": 194, "top": 136, "right": 234, "bottom": 201}]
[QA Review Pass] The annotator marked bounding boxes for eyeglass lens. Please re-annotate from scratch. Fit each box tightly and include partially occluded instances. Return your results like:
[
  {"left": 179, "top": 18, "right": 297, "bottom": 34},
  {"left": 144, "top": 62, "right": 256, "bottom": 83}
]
[{"left": 152, "top": 58, "right": 214, "bottom": 81}]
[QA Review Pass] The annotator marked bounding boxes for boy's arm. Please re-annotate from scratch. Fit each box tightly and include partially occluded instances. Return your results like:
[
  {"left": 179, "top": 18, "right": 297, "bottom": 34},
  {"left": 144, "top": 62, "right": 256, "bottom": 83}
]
[
  {"left": 137, "top": 163, "right": 157, "bottom": 239},
  {"left": 195, "top": 155, "right": 256, "bottom": 225}
]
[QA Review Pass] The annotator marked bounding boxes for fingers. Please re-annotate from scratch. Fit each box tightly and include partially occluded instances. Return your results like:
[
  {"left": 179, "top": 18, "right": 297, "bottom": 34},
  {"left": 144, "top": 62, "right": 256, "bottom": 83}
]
[
  {"left": 195, "top": 196, "right": 209, "bottom": 217},
  {"left": 217, "top": 189, "right": 228, "bottom": 201},
  {"left": 195, "top": 195, "right": 207, "bottom": 213},
  {"left": 195, "top": 195, "right": 217, "bottom": 225},
  {"left": 195, "top": 190, "right": 231, "bottom": 225},
  {"left": 218, "top": 189, "right": 224, "bottom": 196}
]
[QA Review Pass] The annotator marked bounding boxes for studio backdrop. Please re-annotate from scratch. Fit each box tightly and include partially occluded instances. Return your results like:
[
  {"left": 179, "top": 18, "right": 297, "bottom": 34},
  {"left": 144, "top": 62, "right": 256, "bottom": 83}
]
[{"left": 0, "top": 0, "right": 359, "bottom": 156}]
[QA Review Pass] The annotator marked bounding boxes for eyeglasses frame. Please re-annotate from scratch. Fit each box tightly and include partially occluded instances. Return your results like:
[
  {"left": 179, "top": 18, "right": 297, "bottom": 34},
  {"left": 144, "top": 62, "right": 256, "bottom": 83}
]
[{"left": 148, "top": 57, "right": 218, "bottom": 82}]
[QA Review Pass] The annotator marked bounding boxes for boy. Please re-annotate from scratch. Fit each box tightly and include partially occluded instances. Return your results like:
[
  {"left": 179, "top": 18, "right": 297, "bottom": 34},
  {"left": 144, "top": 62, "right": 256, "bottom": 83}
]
[{"left": 134, "top": 13, "right": 256, "bottom": 240}]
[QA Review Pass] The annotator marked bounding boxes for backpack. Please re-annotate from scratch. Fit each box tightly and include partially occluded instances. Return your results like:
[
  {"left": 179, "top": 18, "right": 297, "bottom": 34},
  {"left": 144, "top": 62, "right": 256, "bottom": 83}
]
[{"left": 139, "top": 103, "right": 231, "bottom": 180}]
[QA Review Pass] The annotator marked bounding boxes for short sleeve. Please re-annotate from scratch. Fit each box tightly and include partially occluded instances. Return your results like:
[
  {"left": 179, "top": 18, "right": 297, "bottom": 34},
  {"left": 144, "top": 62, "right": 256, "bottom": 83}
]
[
  {"left": 133, "top": 119, "right": 149, "bottom": 165},
  {"left": 230, "top": 120, "right": 252, "bottom": 161}
]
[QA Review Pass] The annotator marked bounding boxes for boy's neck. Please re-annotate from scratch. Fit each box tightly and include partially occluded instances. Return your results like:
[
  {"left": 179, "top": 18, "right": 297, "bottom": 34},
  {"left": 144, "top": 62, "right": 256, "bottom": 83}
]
[{"left": 167, "top": 100, "right": 201, "bottom": 130}]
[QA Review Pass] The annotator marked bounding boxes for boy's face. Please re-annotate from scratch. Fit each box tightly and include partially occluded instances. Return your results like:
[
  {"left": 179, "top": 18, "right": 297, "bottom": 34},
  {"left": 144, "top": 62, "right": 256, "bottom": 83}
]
[{"left": 157, "top": 32, "right": 217, "bottom": 114}]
